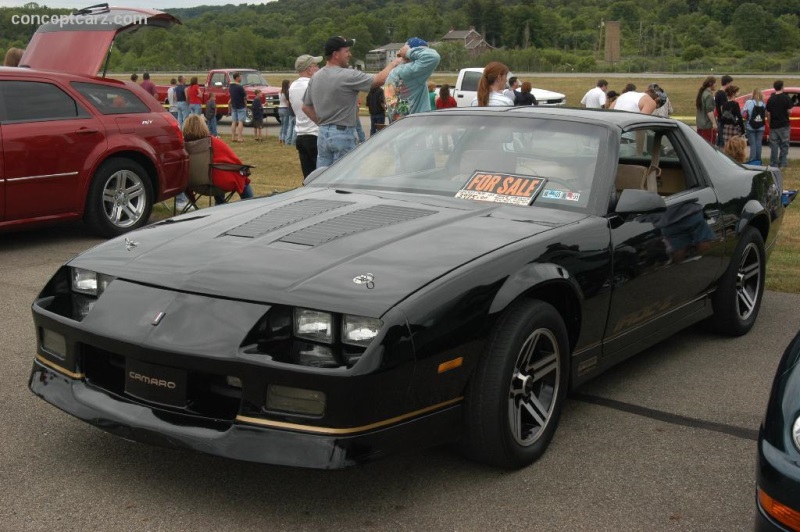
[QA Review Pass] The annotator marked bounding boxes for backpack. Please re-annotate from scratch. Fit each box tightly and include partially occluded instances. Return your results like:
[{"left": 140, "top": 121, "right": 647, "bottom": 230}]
[{"left": 748, "top": 103, "right": 765, "bottom": 129}]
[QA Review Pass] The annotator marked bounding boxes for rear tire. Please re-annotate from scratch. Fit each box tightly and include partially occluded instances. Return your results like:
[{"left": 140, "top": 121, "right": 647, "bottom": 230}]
[
  {"left": 711, "top": 227, "right": 765, "bottom": 336},
  {"left": 84, "top": 158, "right": 153, "bottom": 238},
  {"left": 460, "top": 299, "right": 569, "bottom": 469}
]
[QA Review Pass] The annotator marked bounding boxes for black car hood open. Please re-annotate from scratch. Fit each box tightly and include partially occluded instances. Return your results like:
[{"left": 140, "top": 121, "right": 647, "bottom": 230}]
[{"left": 71, "top": 188, "right": 585, "bottom": 317}]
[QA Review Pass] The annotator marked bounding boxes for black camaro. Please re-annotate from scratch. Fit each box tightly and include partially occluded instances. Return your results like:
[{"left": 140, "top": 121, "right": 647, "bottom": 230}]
[
  {"left": 29, "top": 107, "right": 784, "bottom": 469},
  {"left": 758, "top": 330, "right": 800, "bottom": 531}
]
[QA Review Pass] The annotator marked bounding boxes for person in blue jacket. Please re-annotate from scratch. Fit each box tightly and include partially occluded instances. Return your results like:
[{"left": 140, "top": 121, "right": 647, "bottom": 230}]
[{"left": 384, "top": 37, "right": 441, "bottom": 123}]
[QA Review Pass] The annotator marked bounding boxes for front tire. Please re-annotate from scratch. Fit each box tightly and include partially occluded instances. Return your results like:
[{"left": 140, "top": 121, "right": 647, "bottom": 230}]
[
  {"left": 461, "top": 299, "right": 569, "bottom": 469},
  {"left": 84, "top": 158, "right": 153, "bottom": 238},
  {"left": 711, "top": 226, "right": 765, "bottom": 336}
]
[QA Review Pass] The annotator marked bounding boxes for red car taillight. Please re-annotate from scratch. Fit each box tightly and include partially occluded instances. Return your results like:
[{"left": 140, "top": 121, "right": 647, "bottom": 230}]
[{"left": 164, "top": 113, "right": 184, "bottom": 148}]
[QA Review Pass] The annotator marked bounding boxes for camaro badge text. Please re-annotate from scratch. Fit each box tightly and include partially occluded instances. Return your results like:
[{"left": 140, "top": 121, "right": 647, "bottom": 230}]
[
  {"left": 128, "top": 371, "right": 176, "bottom": 389},
  {"left": 124, "top": 237, "right": 139, "bottom": 251},
  {"left": 353, "top": 273, "right": 375, "bottom": 289}
]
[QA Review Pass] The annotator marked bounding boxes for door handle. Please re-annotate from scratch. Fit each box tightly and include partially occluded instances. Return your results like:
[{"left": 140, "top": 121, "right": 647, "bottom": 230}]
[{"left": 75, "top": 128, "right": 100, "bottom": 135}]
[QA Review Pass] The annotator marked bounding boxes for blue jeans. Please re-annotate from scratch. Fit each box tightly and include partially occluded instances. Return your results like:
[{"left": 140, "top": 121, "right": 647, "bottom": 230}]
[
  {"left": 278, "top": 107, "right": 293, "bottom": 143},
  {"left": 317, "top": 124, "right": 357, "bottom": 167},
  {"left": 214, "top": 184, "right": 253, "bottom": 205},
  {"left": 769, "top": 126, "right": 790, "bottom": 168},
  {"left": 369, "top": 113, "right": 385, "bottom": 135},
  {"left": 355, "top": 119, "right": 365, "bottom": 143},
  {"left": 285, "top": 115, "right": 296, "bottom": 145},
  {"left": 177, "top": 102, "right": 190, "bottom": 128},
  {"left": 207, "top": 116, "right": 218, "bottom": 137},
  {"left": 190, "top": 103, "right": 202, "bottom": 115},
  {"left": 745, "top": 127, "right": 764, "bottom": 164}
]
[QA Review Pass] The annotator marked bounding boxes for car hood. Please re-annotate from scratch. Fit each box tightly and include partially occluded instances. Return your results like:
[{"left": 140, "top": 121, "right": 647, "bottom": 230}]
[
  {"left": 70, "top": 188, "right": 584, "bottom": 317},
  {"left": 21, "top": 7, "right": 180, "bottom": 77}
]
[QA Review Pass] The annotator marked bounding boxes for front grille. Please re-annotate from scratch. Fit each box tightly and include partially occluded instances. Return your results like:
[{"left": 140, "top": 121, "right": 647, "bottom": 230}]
[{"left": 81, "top": 345, "right": 241, "bottom": 421}]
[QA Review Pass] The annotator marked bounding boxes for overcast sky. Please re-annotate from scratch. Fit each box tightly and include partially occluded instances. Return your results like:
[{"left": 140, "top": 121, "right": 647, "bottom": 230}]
[{"left": 0, "top": 0, "right": 274, "bottom": 8}]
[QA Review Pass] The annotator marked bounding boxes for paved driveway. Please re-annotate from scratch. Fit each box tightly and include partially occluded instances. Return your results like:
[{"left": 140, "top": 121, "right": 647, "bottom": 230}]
[{"left": 2, "top": 224, "right": 798, "bottom": 531}]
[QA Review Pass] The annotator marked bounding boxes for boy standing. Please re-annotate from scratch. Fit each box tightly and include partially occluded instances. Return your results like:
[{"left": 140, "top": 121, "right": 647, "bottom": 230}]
[
  {"left": 204, "top": 93, "right": 219, "bottom": 137},
  {"left": 251, "top": 89, "right": 265, "bottom": 142}
]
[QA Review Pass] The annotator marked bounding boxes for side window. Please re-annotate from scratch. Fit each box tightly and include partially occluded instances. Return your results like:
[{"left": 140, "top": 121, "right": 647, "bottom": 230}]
[
  {"left": 616, "top": 128, "right": 695, "bottom": 196},
  {"left": 0, "top": 81, "right": 88, "bottom": 123},
  {"left": 210, "top": 73, "right": 226, "bottom": 87},
  {"left": 71, "top": 82, "right": 150, "bottom": 115},
  {"left": 461, "top": 72, "right": 481, "bottom": 92}
]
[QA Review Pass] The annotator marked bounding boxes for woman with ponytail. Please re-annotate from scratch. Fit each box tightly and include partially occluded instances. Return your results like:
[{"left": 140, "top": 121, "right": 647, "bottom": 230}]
[
  {"left": 472, "top": 62, "right": 514, "bottom": 107},
  {"left": 695, "top": 76, "right": 717, "bottom": 144}
]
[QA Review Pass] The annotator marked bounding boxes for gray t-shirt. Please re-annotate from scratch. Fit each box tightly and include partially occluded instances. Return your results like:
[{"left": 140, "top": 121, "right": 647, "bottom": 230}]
[{"left": 303, "top": 66, "right": 373, "bottom": 127}]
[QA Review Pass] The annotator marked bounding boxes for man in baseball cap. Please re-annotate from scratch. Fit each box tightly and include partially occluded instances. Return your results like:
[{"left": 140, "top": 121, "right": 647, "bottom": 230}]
[
  {"left": 384, "top": 36, "right": 440, "bottom": 122},
  {"left": 289, "top": 54, "right": 323, "bottom": 178},
  {"left": 295, "top": 54, "right": 322, "bottom": 73},
  {"left": 324, "top": 36, "right": 355, "bottom": 57},
  {"left": 302, "top": 36, "right": 403, "bottom": 167}
]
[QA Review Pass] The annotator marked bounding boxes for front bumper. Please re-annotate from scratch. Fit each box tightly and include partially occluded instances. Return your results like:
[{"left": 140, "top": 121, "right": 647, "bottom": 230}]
[
  {"left": 755, "top": 434, "right": 800, "bottom": 531},
  {"left": 30, "top": 359, "right": 461, "bottom": 469}
]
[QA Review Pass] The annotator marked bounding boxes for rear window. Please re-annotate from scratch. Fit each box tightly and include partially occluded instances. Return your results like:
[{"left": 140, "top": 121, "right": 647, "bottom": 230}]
[
  {"left": 461, "top": 71, "right": 481, "bottom": 92},
  {"left": 0, "top": 81, "right": 89, "bottom": 122},
  {"left": 71, "top": 82, "right": 150, "bottom": 115}
]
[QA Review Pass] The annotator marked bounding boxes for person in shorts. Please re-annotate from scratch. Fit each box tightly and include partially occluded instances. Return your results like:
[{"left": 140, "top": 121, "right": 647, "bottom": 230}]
[
  {"left": 252, "top": 89, "right": 265, "bottom": 141},
  {"left": 229, "top": 72, "right": 247, "bottom": 142}
]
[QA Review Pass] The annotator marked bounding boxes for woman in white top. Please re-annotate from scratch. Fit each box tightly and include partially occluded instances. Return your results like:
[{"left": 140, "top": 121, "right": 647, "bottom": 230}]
[
  {"left": 611, "top": 84, "right": 657, "bottom": 114},
  {"left": 472, "top": 62, "right": 514, "bottom": 107}
]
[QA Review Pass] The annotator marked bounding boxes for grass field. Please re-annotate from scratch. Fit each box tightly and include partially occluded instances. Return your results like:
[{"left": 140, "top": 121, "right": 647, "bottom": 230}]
[{"left": 146, "top": 72, "right": 800, "bottom": 293}]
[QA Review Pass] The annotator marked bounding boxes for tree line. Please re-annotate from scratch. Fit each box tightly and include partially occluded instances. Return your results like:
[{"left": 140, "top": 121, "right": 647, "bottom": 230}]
[{"left": 1, "top": 0, "right": 799, "bottom": 73}]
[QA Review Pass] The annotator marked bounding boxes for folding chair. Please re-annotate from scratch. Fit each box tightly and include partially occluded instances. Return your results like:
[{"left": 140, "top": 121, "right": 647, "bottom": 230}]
[{"left": 176, "top": 137, "right": 254, "bottom": 215}]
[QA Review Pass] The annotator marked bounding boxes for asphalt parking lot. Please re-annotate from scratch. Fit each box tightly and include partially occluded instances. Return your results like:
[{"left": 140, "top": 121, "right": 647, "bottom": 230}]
[{"left": 2, "top": 224, "right": 799, "bottom": 531}]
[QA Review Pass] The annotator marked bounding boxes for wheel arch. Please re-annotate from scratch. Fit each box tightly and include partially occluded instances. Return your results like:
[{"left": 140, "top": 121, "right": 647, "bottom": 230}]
[
  {"left": 488, "top": 263, "right": 582, "bottom": 354},
  {"left": 738, "top": 199, "right": 769, "bottom": 243},
  {"left": 92, "top": 151, "right": 160, "bottom": 200}
]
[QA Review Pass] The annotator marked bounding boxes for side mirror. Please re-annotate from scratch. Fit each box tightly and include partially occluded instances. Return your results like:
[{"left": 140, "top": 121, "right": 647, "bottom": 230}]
[
  {"left": 303, "top": 166, "right": 328, "bottom": 186},
  {"left": 615, "top": 189, "right": 666, "bottom": 215}
]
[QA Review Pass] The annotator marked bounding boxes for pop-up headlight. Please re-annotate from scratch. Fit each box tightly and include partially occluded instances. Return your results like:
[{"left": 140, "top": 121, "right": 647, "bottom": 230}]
[
  {"left": 342, "top": 315, "right": 383, "bottom": 347},
  {"left": 71, "top": 267, "right": 114, "bottom": 297},
  {"left": 293, "top": 308, "right": 334, "bottom": 344}
]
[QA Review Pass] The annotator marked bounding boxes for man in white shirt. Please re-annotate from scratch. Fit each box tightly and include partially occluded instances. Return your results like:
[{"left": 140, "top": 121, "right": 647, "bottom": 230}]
[
  {"left": 289, "top": 54, "right": 322, "bottom": 178},
  {"left": 580, "top": 79, "right": 608, "bottom": 109},
  {"left": 503, "top": 76, "right": 520, "bottom": 104}
]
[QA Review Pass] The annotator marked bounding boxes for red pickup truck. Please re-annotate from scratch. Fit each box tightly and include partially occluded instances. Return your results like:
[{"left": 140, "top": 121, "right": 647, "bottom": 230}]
[{"left": 157, "top": 69, "right": 281, "bottom": 126}]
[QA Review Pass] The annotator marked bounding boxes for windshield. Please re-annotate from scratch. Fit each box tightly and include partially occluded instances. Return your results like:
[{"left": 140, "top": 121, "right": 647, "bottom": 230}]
[
  {"left": 240, "top": 72, "right": 269, "bottom": 86},
  {"left": 308, "top": 114, "right": 606, "bottom": 210}
]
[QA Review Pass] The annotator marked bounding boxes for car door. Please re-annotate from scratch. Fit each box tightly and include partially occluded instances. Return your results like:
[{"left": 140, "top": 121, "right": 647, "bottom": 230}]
[
  {"left": 787, "top": 89, "right": 800, "bottom": 142},
  {"left": 0, "top": 79, "right": 105, "bottom": 221},
  {"left": 603, "top": 127, "right": 725, "bottom": 360}
]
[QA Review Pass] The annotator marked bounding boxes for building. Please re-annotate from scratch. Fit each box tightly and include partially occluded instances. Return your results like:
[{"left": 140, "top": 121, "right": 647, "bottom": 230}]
[
  {"left": 365, "top": 42, "right": 405, "bottom": 71},
  {"left": 365, "top": 27, "right": 494, "bottom": 70},
  {"left": 439, "top": 26, "right": 494, "bottom": 56}
]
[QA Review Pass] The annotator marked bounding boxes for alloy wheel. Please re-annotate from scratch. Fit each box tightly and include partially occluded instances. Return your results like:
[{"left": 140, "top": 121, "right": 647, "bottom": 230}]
[{"left": 508, "top": 328, "right": 560, "bottom": 446}]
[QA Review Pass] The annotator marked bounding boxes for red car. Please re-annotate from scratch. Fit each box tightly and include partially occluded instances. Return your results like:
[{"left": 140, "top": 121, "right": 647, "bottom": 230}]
[
  {"left": 1, "top": 5, "right": 189, "bottom": 237},
  {"left": 735, "top": 87, "right": 800, "bottom": 143}
]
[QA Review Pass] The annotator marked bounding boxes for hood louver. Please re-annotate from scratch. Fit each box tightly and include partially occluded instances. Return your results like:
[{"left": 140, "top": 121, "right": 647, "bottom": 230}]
[
  {"left": 279, "top": 205, "right": 436, "bottom": 247},
  {"left": 224, "top": 199, "right": 354, "bottom": 238}
]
